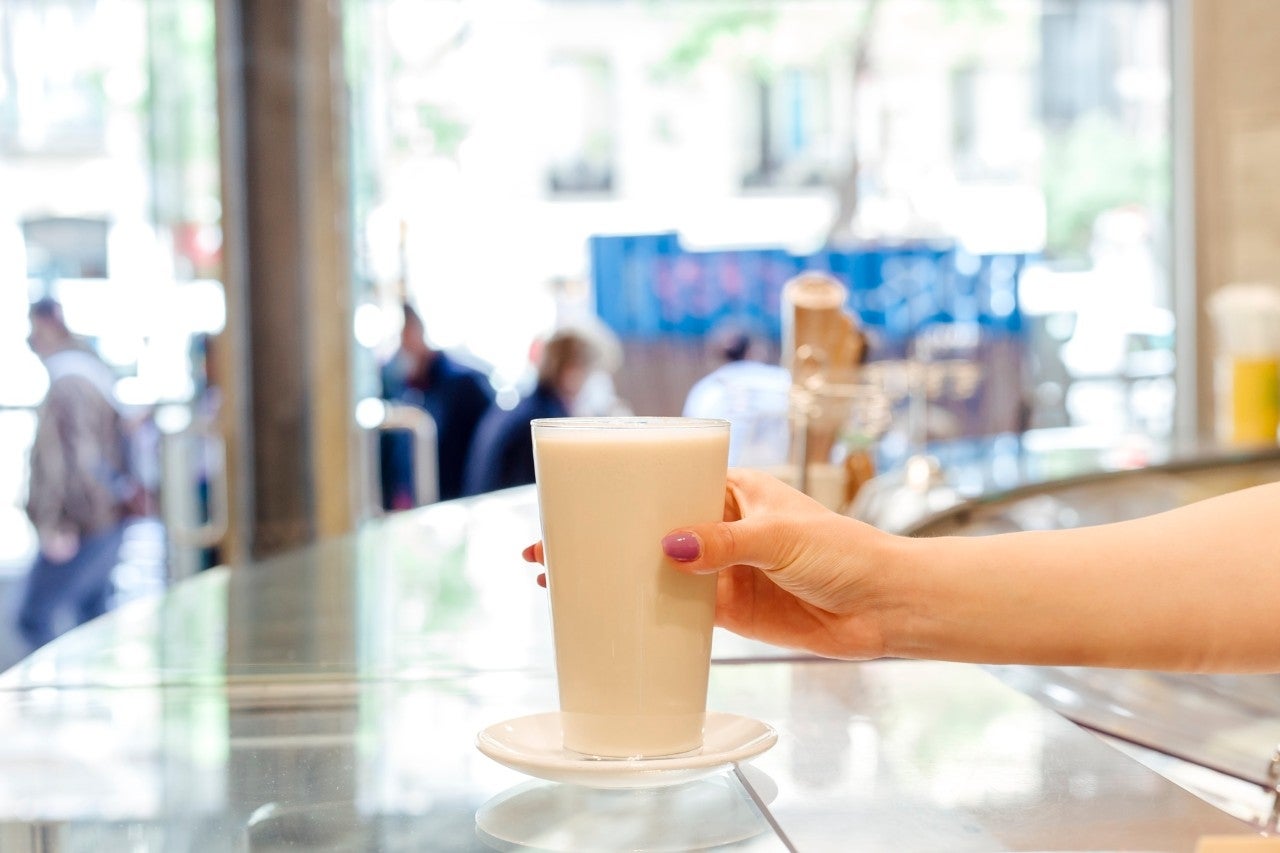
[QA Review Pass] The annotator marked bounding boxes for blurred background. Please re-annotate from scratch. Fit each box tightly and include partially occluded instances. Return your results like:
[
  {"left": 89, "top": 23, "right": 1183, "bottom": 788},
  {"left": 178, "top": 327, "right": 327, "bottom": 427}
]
[{"left": 0, "top": 0, "right": 1191, "bottom": 666}]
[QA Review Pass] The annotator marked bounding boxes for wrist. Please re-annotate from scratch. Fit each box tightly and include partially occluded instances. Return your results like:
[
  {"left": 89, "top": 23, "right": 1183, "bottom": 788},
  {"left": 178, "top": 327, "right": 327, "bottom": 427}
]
[{"left": 871, "top": 531, "right": 944, "bottom": 661}]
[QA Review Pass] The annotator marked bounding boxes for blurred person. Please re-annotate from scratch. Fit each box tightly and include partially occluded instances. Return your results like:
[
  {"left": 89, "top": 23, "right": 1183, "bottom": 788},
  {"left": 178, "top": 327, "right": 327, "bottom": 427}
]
[
  {"left": 465, "top": 328, "right": 600, "bottom": 495},
  {"left": 379, "top": 303, "right": 492, "bottom": 506},
  {"left": 682, "top": 319, "right": 790, "bottom": 466},
  {"left": 18, "top": 298, "right": 131, "bottom": 651},
  {"left": 547, "top": 276, "right": 631, "bottom": 418},
  {"left": 568, "top": 323, "right": 631, "bottom": 418}
]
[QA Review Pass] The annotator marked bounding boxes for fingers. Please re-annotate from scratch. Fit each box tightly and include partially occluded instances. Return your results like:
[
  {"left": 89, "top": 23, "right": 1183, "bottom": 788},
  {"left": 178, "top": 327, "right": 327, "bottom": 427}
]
[
  {"left": 522, "top": 541, "right": 544, "bottom": 565},
  {"left": 662, "top": 517, "right": 787, "bottom": 575},
  {"left": 663, "top": 470, "right": 812, "bottom": 575},
  {"left": 522, "top": 541, "right": 547, "bottom": 588},
  {"left": 664, "top": 469, "right": 835, "bottom": 575}
]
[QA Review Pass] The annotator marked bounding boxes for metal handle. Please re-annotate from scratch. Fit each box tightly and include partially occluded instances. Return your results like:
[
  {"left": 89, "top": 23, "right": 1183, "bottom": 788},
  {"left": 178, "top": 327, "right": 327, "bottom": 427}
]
[
  {"left": 160, "top": 417, "right": 230, "bottom": 545},
  {"left": 158, "top": 408, "right": 230, "bottom": 580},
  {"left": 169, "top": 429, "right": 228, "bottom": 549},
  {"left": 358, "top": 399, "right": 439, "bottom": 514}
]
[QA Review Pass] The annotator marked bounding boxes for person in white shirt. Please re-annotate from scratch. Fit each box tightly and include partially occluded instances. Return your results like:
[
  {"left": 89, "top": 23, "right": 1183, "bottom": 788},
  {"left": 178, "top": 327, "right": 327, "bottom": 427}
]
[{"left": 682, "top": 321, "right": 790, "bottom": 467}]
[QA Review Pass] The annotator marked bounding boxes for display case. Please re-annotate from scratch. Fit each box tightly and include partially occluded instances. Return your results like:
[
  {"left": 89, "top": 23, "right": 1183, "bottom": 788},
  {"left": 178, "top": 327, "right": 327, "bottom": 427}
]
[{"left": 904, "top": 444, "right": 1280, "bottom": 828}]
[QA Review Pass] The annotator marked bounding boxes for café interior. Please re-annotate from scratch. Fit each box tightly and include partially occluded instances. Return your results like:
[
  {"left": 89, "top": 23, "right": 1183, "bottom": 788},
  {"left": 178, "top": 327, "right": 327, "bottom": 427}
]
[{"left": 3, "top": 0, "right": 1280, "bottom": 850}]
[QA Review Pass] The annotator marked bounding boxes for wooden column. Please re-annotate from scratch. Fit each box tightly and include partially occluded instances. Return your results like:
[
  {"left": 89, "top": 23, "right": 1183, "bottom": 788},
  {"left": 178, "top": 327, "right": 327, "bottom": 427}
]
[
  {"left": 1191, "top": 0, "right": 1280, "bottom": 438},
  {"left": 215, "top": 0, "right": 359, "bottom": 561}
]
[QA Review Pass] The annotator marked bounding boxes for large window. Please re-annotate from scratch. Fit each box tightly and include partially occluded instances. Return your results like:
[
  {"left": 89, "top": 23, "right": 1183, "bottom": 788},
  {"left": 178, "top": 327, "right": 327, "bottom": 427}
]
[
  {"left": 0, "top": 0, "right": 110, "bottom": 154},
  {"left": 0, "top": 0, "right": 222, "bottom": 664},
  {"left": 347, "top": 0, "right": 1173, "bottom": 436}
]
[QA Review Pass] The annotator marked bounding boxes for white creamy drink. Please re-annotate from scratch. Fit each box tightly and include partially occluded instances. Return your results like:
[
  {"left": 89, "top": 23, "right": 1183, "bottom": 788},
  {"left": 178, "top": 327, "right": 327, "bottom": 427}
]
[{"left": 532, "top": 418, "right": 729, "bottom": 758}]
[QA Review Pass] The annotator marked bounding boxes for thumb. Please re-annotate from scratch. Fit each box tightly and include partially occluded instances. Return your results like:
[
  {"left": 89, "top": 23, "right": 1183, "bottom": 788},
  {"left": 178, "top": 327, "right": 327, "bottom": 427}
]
[{"left": 661, "top": 519, "right": 783, "bottom": 575}]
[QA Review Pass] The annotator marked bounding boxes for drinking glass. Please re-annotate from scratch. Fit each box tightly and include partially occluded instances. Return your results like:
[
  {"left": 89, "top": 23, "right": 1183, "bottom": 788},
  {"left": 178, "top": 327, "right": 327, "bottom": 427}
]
[{"left": 532, "top": 417, "right": 730, "bottom": 758}]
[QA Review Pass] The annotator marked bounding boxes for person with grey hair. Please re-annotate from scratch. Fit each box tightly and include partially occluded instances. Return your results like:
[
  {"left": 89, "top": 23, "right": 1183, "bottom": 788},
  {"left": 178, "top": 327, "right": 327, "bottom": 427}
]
[
  {"left": 19, "top": 298, "right": 131, "bottom": 651},
  {"left": 464, "top": 328, "right": 600, "bottom": 495}
]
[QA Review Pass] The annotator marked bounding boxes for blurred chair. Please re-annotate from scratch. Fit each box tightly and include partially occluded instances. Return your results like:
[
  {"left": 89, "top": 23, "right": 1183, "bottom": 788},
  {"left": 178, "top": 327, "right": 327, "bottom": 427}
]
[{"left": 360, "top": 400, "right": 438, "bottom": 514}]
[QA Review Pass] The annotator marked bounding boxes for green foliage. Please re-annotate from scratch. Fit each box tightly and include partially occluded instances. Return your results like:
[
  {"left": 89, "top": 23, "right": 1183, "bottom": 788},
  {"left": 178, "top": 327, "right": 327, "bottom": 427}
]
[
  {"left": 415, "top": 103, "right": 469, "bottom": 159},
  {"left": 940, "top": 0, "right": 1006, "bottom": 25},
  {"left": 651, "top": 7, "right": 779, "bottom": 81},
  {"left": 1042, "top": 113, "right": 1170, "bottom": 260},
  {"left": 652, "top": 0, "right": 999, "bottom": 83}
]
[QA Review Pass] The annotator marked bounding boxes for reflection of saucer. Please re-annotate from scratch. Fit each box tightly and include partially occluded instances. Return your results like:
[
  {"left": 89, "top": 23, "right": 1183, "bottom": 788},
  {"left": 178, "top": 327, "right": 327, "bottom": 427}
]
[
  {"left": 475, "top": 769, "right": 777, "bottom": 852},
  {"left": 476, "top": 712, "right": 777, "bottom": 789}
]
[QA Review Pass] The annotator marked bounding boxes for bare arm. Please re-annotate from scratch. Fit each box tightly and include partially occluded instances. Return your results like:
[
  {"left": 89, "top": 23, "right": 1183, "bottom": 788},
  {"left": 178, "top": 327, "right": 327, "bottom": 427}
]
[
  {"left": 894, "top": 481, "right": 1280, "bottom": 671},
  {"left": 659, "top": 470, "right": 1280, "bottom": 673}
]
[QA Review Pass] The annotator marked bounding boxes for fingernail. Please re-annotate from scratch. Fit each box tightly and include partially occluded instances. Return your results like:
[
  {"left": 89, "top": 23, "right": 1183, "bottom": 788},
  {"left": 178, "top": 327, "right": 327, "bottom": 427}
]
[
  {"left": 521, "top": 544, "right": 536, "bottom": 562},
  {"left": 662, "top": 532, "right": 701, "bottom": 562}
]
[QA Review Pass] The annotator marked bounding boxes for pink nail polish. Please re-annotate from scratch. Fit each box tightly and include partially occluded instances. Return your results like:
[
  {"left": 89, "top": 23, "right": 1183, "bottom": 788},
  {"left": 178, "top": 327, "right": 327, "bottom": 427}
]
[{"left": 662, "top": 532, "right": 700, "bottom": 562}]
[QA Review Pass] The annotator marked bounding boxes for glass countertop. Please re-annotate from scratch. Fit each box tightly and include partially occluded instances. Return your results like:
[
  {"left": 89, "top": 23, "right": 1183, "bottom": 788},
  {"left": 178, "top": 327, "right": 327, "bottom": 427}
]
[
  {"left": 0, "top": 488, "right": 794, "bottom": 693},
  {"left": 1, "top": 440, "right": 1270, "bottom": 850},
  {"left": 0, "top": 660, "right": 1246, "bottom": 851}
]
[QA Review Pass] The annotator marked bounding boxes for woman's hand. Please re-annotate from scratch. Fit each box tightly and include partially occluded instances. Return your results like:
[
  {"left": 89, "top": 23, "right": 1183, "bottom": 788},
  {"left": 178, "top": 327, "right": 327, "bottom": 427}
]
[
  {"left": 660, "top": 468, "right": 900, "bottom": 659},
  {"left": 523, "top": 468, "right": 904, "bottom": 660},
  {"left": 524, "top": 472, "right": 1280, "bottom": 672}
]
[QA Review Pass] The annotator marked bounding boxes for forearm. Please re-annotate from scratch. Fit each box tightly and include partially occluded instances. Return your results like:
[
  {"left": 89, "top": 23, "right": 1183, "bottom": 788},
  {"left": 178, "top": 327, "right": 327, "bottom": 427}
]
[{"left": 886, "top": 482, "right": 1280, "bottom": 672}]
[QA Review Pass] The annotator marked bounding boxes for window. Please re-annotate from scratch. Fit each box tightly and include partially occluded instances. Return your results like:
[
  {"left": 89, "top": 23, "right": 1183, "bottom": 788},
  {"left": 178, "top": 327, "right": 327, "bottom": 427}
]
[
  {"left": 0, "top": 0, "right": 113, "bottom": 154},
  {"left": 546, "top": 54, "right": 616, "bottom": 195},
  {"left": 743, "top": 66, "right": 833, "bottom": 189}
]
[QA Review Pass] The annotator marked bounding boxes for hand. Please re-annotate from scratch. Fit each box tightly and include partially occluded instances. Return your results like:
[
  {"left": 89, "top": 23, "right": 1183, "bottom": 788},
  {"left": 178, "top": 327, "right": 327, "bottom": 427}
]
[
  {"left": 660, "top": 468, "right": 899, "bottom": 660},
  {"left": 523, "top": 468, "right": 902, "bottom": 661},
  {"left": 39, "top": 529, "right": 79, "bottom": 564}
]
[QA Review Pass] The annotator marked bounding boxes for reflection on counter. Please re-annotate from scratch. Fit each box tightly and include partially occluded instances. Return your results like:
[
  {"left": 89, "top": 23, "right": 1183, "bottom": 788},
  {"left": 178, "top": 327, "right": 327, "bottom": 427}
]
[
  {"left": 474, "top": 770, "right": 780, "bottom": 852},
  {"left": 716, "top": 660, "right": 1245, "bottom": 851},
  {"left": 0, "top": 660, "right": 1247, "bottom": 852}
]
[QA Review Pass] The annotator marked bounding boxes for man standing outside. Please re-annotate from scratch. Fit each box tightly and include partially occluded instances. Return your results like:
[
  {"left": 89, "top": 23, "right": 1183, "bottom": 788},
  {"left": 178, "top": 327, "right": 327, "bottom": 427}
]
[{"left": 19, "top": 298, "right": 130, "bottom": 651}]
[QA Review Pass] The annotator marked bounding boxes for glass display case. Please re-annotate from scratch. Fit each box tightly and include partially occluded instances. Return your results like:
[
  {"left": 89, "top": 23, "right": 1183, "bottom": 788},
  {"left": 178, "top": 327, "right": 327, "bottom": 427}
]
[{"left": 903, "top": 444, "right": 1280, "bottom": 829}]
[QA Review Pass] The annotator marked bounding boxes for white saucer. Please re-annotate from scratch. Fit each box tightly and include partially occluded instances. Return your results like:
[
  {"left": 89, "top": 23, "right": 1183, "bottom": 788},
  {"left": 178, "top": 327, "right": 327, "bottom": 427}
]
[{"left": 476, "top": 711, "right": 777, "bottom": 789}]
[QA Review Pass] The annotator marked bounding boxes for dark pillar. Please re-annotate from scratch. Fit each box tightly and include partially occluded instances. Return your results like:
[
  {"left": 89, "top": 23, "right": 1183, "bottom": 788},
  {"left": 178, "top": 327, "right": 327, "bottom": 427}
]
[{"left": 215, "top": 0, "right": 357, "bottom": 561}]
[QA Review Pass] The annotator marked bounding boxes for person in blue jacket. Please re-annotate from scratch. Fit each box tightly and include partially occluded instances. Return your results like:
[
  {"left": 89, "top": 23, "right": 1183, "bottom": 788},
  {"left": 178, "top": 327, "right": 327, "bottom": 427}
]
[
  {"left": 380, "top": 303, "right": 492, "bottom": 505},
  {"left": 465, "top": 329, "right": 599, "bottom": 495}
]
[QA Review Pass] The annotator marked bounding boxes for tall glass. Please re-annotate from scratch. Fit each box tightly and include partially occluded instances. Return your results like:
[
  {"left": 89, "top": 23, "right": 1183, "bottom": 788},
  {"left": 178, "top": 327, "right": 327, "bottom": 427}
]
[{"left": 532, "top": 417, "right": 730, "bottom": 758}]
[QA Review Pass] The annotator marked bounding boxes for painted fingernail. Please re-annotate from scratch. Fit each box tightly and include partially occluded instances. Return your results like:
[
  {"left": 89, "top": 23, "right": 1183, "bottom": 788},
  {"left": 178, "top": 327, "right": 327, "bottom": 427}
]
[
  {"left": 521, "top": 544, "right": 537, "bottom": 562},
  {"left": 662, "top": 532, "right": 701, "bottom": 562}
]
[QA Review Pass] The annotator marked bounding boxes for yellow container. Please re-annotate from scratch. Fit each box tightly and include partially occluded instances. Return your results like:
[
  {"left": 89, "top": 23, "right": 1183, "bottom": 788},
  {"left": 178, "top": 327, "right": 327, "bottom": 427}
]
[
  {"left": 1216, "top": 356, "right": 1280, "bottom": 445},
  {"left": 1209, "top": 283, "right": 1280, "bottom": 446}
]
